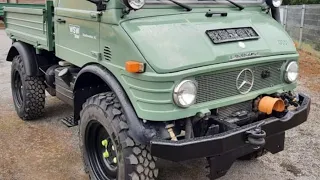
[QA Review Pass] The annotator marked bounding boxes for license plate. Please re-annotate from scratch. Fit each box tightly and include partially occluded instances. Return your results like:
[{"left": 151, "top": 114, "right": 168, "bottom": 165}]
[{"left": 206, "top": 27, "right": 259, "bottom": 44}]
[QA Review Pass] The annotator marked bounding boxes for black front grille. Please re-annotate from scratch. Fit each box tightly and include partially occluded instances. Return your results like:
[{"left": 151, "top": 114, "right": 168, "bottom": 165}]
[
  {"left": 218, "top": 101, "right": 253, "bottom": 119},
  {"left": 195, "top": 61, "right": 284, "bottom": 104}
]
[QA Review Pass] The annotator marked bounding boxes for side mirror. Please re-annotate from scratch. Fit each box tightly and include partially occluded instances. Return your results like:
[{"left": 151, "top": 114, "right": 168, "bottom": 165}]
[
  {"left": 265, "top": 0, "right": 281, "bottom": 23},
  {"left": 123, "top": 0, "right": 146, "bottom": 10},
  {"left": 266, "top": 0, "right": 282, "bottom": 8},
  {"left": 87, "top": 0, "right": 107, "bottom": 11}
]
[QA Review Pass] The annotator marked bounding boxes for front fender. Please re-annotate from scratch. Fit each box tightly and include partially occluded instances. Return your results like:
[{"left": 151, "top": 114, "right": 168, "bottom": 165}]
[{"left": 74, "top": 64, "right": 154, "bottom": 144}]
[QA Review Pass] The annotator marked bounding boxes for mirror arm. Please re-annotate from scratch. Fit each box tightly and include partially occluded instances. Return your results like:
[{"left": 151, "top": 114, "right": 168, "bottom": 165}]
[
  {"left": 121, "top": 8, "right": 131, "bottom": 18},
  {"left": 87, "top": 0, "right": 107, "bottom": 11},
  {"left": 271, "top": 7, "right": 281, "bottom": 23}
]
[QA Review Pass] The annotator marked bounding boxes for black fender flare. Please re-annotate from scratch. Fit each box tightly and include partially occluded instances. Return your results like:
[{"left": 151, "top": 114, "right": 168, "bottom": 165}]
[
  {"left": 74, "top": 64, "right": 155, "bottom": 144},
  {"left": 6, "top": 42, "right": 39, "bottom": 76}
]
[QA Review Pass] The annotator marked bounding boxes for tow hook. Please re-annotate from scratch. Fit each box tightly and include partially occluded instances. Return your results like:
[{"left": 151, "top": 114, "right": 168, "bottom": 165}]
[{"left": 246, "top": 121, "right": 266, "bottom": 149}]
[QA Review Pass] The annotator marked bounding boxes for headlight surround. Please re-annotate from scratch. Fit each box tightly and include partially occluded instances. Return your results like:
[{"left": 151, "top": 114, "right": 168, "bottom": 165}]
[
  {"left": 266, "top": 0, "right": 283, "bottom": 8},
  {"left": 125, "top": 0, "right": 145, "bottom": 10},
  {"left": 173, "top": 80, "right": 197, "bottom": 108},
  {"left": 285, "top": 61, "right": 299, "bottom": 83}
]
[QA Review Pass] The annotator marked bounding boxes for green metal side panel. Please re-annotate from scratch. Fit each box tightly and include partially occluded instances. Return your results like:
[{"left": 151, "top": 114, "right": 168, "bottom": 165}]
[
  {"left": 0, "top": 3, "right": 44, "bottom": 19},
  {"left": 2, "top": 1, "right": 54, "bottom": 51},
  {"left": 55, "top": 6, "right": 101, "bottom": 65}
]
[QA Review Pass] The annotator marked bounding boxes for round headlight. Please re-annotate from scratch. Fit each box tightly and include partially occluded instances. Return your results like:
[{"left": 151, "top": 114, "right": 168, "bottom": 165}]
[
  {"left": 285, "top": 61, "right": 299, "bottom": 83},
  {"left": 173, "top": 80, "right": 197, "bottom": 108},
  {"left": 125, "top": 0, "right": 145, "bottom": 10},
  {"left": 266, "top": 0, "right": 282, "bottom": 8}
]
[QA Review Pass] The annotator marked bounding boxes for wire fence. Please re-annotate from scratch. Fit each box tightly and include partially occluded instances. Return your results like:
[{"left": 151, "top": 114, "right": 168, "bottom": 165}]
[{"left": 280, "top": 5, "right": 320, "bottom": 51}]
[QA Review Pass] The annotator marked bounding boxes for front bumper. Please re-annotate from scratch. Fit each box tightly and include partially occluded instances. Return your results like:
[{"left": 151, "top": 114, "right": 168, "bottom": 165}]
[{"left": 150, "top": 93, "right": 311, "bottom": 162}]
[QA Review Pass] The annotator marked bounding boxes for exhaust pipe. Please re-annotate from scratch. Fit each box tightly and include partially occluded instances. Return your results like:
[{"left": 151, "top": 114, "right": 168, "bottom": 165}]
[{"left": 258, "top": 96, "right": 285, "bottom": 115}]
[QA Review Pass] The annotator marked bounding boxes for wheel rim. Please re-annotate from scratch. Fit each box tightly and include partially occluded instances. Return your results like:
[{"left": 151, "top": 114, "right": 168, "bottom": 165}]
[
  {"left": 85, "top": 120, "right": 118, "bottom": 180},
  {"left": 13, "top": 70, "right": 24, "bottom": 108}
]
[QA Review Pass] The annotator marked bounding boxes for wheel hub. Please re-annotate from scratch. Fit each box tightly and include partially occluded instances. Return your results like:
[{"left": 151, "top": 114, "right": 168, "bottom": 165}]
[
  {"left": 86, "top": 121, "right": 118, "bottom": 179},
  {"left": 101, "top": 139, "right": 118, "bottom": 165}
]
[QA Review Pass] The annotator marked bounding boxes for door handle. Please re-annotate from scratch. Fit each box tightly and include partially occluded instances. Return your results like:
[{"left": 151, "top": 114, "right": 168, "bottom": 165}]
[{"left": 56, "top": 18, "right": 66, "bottom": 23}]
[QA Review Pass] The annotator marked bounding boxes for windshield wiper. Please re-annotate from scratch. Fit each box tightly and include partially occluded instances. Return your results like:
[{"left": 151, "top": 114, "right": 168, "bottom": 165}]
[
  {"left": 220, "top": 0, "right": 244, "bottom": 10},
  {"left": 158, "top": 0, "right": 192, "bottom": 11}
]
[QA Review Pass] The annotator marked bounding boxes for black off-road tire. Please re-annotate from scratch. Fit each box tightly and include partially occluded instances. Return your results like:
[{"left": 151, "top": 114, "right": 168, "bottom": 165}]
[
  {"left": 238, "top": 149, "right": 267, "bottom": 160},
  {"left": 80, "top": 92, "right": 159, "bottom": 180},
  {"left": 11, "top": 55, "right": 46, "bottom": 120}
]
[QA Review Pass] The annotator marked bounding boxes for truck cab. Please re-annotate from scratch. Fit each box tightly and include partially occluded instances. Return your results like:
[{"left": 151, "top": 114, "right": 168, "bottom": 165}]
[{"left": 0, "top": 0, "right": 310, "bottom": 179}]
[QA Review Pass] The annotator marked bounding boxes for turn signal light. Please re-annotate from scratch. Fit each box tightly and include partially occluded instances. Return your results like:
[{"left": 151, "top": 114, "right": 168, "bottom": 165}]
[{"left": 125, "top": 61, "right": 145, "bottom": 73}]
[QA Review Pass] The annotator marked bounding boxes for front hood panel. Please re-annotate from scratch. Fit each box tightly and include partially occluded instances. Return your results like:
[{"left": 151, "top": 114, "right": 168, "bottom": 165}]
[{"left": 121, "top": 11, "right": 296, "bottom": 73}]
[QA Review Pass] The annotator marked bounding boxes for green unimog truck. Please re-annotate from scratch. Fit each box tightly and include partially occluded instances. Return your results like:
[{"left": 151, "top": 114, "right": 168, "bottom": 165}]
[{"left": 0, "top": 0, "right": 311, "bottom": 179}]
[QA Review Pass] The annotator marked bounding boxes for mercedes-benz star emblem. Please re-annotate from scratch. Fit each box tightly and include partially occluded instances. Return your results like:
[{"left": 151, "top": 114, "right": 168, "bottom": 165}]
[{"left": 236, "top": 68, "right": 254, "bottom": 94}]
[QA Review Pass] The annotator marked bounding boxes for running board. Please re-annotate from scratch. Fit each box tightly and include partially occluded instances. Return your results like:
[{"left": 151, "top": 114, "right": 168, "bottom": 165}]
[{"left": 61, "top": 115, "right": 78, "bottom": 127}]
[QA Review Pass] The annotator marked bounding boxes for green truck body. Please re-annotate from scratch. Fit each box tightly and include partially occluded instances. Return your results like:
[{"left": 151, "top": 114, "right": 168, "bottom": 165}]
[
  {"left": 1, "top": 0, "right": 297, "bottom": 121},
  {"left": 0, "top": 0, "right": 311, "bottom": 179}
]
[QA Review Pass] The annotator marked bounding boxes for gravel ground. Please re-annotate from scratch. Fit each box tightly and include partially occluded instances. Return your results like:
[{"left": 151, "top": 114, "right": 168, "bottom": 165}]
[{"left": 0, "top": 30, "right": 320, "bottom": 180}]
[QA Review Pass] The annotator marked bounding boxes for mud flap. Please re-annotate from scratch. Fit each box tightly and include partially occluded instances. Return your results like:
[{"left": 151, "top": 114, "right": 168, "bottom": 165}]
[
  {"left": 207, "top": 153, "right": 237, "bottom": 179},
  {"left": 207, "top": 146, "right": 251, "bottom": 179},
  {"left": 264, "top": 132, "right": 285, "bottom": 154},
  {"left": 207, "top": 132, "right": 285, "bottom": 179}
]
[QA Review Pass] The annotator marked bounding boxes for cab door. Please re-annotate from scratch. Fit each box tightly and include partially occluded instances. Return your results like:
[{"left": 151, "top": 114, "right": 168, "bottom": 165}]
[{"left": 55, "top": 0, "right": 101, "bottom": 66}]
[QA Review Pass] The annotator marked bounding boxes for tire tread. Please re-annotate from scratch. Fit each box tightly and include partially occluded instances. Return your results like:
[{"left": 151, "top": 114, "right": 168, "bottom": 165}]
[
  {"left": 81, "top": 92, "right": 158, "bottom": 180},
  {"left": 12, "top": 56, "right": 45, "bottom": 120}
]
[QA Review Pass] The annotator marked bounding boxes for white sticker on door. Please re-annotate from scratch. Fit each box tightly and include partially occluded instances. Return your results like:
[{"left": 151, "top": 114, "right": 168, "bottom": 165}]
[{"left": 69, "top": 24, "right": 80, "bottom": 39}]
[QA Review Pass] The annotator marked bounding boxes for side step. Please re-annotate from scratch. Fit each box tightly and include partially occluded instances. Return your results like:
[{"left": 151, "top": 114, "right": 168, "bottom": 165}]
[{"left": 61, "top": 115, "right": 78, "bottom": 127}]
